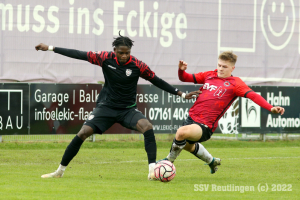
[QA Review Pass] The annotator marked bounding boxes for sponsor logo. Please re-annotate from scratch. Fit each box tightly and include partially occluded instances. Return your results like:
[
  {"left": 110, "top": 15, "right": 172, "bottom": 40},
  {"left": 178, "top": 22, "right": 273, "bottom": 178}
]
[
  {"left": 203, "top": 83, "right": 217, "bottom": 91},
  {"left": 88, "top": 115, "right": 94, "bottom": 120},
  {"left": 126, "top": 69, "right": 132, "bottom": 76},
  {"left": 108, "top": 65, "right": 116, "bottom": 70}
]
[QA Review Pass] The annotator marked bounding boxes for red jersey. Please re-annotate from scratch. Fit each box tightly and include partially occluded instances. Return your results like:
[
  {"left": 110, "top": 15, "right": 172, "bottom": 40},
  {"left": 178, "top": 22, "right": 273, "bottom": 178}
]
[{"left": 188, "top": 70, "right": 252, "bottom": 132}]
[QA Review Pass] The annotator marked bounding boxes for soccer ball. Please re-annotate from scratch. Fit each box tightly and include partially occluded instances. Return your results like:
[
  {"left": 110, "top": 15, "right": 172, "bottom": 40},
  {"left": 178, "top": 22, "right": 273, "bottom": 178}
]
[{"left": 154, "top": 160, "right": 176, "bottom": 182}]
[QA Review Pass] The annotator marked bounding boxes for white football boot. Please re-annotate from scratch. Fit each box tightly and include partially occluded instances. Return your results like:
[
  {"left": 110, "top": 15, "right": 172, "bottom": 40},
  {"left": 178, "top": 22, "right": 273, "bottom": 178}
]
[
  {"left": 41, "top": 165, "right": 66, "bottom": 178},
  {"left": 148, "top": 163, "right": 158, "bottom": 181},
  {"left": 41, "top": 169, "right": 64, "bottom": 178}
]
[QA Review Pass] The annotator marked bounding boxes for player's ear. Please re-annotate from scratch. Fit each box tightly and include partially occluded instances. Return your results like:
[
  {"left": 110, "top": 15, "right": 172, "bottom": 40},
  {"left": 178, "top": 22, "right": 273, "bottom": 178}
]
[{"left": 113, "top": 47, "right": 116, "bottom": 53}]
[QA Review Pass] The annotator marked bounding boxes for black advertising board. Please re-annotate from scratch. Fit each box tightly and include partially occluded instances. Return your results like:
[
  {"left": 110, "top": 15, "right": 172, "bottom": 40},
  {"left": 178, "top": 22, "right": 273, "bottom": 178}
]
[
  {"left": 29, "top": 84, "right": 102, "bottom": 134},
  {"left": 136, "top": 84, "right": 200, "bottom": 134},
  {"left": 0, "top": 84, "right": 29, "bottom": 135},
  {"left": 0, "top": 83, "right": 299, "bottom": 135},
  {"left": 239, "top": 86, "right": 300, "bottom": 133}
]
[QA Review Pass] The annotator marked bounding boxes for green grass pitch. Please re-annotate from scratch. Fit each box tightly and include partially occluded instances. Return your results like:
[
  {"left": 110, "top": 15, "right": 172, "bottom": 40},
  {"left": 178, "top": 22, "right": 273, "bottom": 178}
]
[{"left": 0, "top": 139, "right": 299, "bottom": 200}]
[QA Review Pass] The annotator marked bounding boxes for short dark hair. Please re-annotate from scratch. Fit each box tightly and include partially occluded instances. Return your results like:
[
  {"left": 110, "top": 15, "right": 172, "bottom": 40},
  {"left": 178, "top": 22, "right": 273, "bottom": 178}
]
[
  {"left": 112, "top": 31, "right": 134, "bottom": 48},
  {"left": 218, "top": 51, "right": 237, "bottom": 65}
]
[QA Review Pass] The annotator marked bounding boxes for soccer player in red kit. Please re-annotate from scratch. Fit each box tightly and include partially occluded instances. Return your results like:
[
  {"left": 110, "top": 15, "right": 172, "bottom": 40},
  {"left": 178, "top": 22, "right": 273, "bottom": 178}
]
[{"left": 159, "top": 51, "right": 285, "bottom": 174}]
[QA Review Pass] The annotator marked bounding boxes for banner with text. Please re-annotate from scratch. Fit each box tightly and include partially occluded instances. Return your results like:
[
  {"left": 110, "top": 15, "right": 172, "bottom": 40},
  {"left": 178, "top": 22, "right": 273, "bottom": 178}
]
[
  {"left": 0, "top": 0, "right": 300, "bottom": 86},
  {"left": 239, "top": 86, "right": 300, "bottom": 133},
  {"left": 0, "top": 83, "right": 299, "bottom": 135}
]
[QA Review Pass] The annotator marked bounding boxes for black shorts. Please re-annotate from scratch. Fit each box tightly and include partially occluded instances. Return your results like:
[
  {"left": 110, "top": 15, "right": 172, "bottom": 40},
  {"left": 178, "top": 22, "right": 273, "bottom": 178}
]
[
  {"left": 182, "top": 116, "right": 213, "bottom": 143},
  {"left": 84, "top": 105, "right": 146, "bottom": 134}
]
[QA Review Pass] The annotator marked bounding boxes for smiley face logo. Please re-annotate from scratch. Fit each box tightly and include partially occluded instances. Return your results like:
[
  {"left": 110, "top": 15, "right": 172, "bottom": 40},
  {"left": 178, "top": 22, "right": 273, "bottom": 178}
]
[{"left": 260, "top": 0, "right": 295, "bottom": 50}]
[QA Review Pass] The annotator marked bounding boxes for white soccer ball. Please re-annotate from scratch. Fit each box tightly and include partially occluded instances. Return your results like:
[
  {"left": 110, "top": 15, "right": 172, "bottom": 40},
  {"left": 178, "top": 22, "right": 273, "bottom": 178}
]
[{"left": 154, "top": 160, "right": 176, "bottom": 182}]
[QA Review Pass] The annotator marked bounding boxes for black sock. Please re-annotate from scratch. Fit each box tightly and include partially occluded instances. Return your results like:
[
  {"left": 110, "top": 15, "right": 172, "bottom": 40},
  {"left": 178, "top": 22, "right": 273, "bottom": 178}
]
[
  {"left": 174, "top": 138, "right": 186, "bottom": 146},
  {"left": 143, "top": 129, "right": 157, "bottom": 164},
  {"left": 169, "top": 138, "right": 186, "bottom": 152},
  {"left": 60, "top": 135, "right": 84, "bottom": 166}
]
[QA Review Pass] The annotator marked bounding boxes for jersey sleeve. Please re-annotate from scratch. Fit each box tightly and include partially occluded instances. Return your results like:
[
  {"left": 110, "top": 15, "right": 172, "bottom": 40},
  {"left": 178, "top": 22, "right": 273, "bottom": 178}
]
[
  {"left": 87, "top": 51, "right": 114, "bottom": 67},
  {"left": 132, "top": 57, "right": 155, "bottom": 80},
  {"left": 234, "top": 77, "right": 253, "bottom": 97},
  {"left": 178, "top": 69, "right": 195, "bottom": 82},
  {"left": 246, "top": 92, "right": 273, "bottom": 111},
  {"left": 194, "top": 71, "right": 210, "bottom": 84},
  {"left": 140, "top": 64, "right": 155, "bottom": 80}
]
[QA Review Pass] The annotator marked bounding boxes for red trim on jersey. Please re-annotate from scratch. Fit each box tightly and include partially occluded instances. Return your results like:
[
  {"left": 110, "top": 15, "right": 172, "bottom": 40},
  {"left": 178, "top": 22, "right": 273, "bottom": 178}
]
[
  {"left": 114, "top": 56, "right": 132, "bottom": 66},
  {"left": 246, "top": 91, "right": 273, "bottom": 111},
  {"left": 87, "top": 51, "right": 113, "bottom": 66},
  {"left": 178, "top": 69, "right": 194, "bottom": 82},
  {"left": 131, "top": 56, "right": 155, "bottom": 80}
]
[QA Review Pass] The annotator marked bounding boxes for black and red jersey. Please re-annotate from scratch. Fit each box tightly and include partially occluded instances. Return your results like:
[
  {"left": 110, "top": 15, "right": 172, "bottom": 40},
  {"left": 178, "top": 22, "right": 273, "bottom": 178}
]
[
  {"left": 87, "top": 51, "right": 155, "bottom": 108},
  {"left": 54, "top": 47, "right": 179, "bottom": 108}
]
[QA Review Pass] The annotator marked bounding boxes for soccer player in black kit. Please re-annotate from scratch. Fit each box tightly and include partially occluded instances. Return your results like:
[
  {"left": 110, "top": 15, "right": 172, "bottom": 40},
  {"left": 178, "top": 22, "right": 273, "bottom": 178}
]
[{"left": 35, "top": 32, "right": 200, "bottom": 180}]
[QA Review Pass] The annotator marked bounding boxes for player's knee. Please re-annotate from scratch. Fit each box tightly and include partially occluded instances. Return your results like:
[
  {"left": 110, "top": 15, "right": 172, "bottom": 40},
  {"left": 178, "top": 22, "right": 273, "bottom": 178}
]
[
  {"left": 137, "top": 119, "right": 153, "bottom": 133},
  {"left": 176, "top": 127, "right": 188, "bottom": 140},
  {"left": 77, "top": 125, "right": 94, "bottom": 141},
  {"left": 144, "top": 123, "right": 153, "bottom": 131}
]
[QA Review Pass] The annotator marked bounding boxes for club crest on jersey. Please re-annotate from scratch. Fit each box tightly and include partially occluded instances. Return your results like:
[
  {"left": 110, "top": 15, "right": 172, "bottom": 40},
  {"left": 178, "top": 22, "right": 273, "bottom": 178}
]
[
  {"left": 224, "top": 81, "right": 230, "bottom": 87},
  {"left": 126, "top": 69, "right": 132, "bottom": 76}
]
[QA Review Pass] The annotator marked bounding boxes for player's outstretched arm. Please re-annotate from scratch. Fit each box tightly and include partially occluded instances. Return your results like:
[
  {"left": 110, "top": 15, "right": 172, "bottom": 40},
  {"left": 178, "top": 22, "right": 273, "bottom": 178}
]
[
  {"left": 35, "top": 43, "right": 88, "bottom": 61},
  {"left": 149, "top": 75, "right": 200, "bottom": 99},
  {"left": 271, "top": 106, "right": 285, "bottom": 115},
  {"left": 178, "top": 60, "right": 194, "bottom": 82},
  {"left": 246, "top": 92, "right": 285, "bottom": 115}
]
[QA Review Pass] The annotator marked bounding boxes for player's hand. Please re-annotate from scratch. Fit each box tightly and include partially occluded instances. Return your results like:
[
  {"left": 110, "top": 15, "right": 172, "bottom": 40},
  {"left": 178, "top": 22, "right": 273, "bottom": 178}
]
[
  {"left": 178, "top": 60, "right": 187, "bottom": 71},
  {"left": 35, "top": 43, "right": 49, "bottom": 51},
  {"left": 185, "top": 90, "right": 201, "bottom": 99},
  {"left": 270, "top": 106, "right": 285, "bottom": 115}
]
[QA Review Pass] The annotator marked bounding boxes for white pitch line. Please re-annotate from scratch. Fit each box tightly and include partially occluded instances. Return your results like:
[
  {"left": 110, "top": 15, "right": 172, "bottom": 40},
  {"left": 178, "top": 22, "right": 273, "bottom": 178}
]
[
  {"left": 93, "top": 156, "right": 300, "bottom": 165},
  {"left": 1, "top": 156, "right": 300, "bottom": 166}
]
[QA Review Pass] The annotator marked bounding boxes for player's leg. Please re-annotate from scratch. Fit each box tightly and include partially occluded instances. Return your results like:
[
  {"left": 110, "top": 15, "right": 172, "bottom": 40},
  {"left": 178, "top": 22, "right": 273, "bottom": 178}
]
[
  {"left": 182, "top": 122, "right": 221, "bottom": 174},
  {"left": 42, "top": 106, "right": 116, "bottom": 178},
  {"left": 165, "top": 116, "right": 221, "bottom": 173},
  {"left": 119, "top": 108, "right": 157, "bottom": 180},
  {"left": 41, "top": 125, "right": 94, "bottom": 178},
  {"left": 136, "top": 119, "right": 156, "bottom": 164},
  {"left": 185, "top": 142, "right": 221, "bottom": 174},
  {"left": 184, "top": 142, "right": 213, "bottom": 163},
  {"left": 184, "top": 121, "right": 221, "bottom": 174},
  {"left": 183, "top": 122, "right": 213, "bottom": 164},
  {"left": 136, "top": 118, "right": 157, "bottom": 180},
  {"left": 166, "top": 124, "right": 202, "bottom": 162}
]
